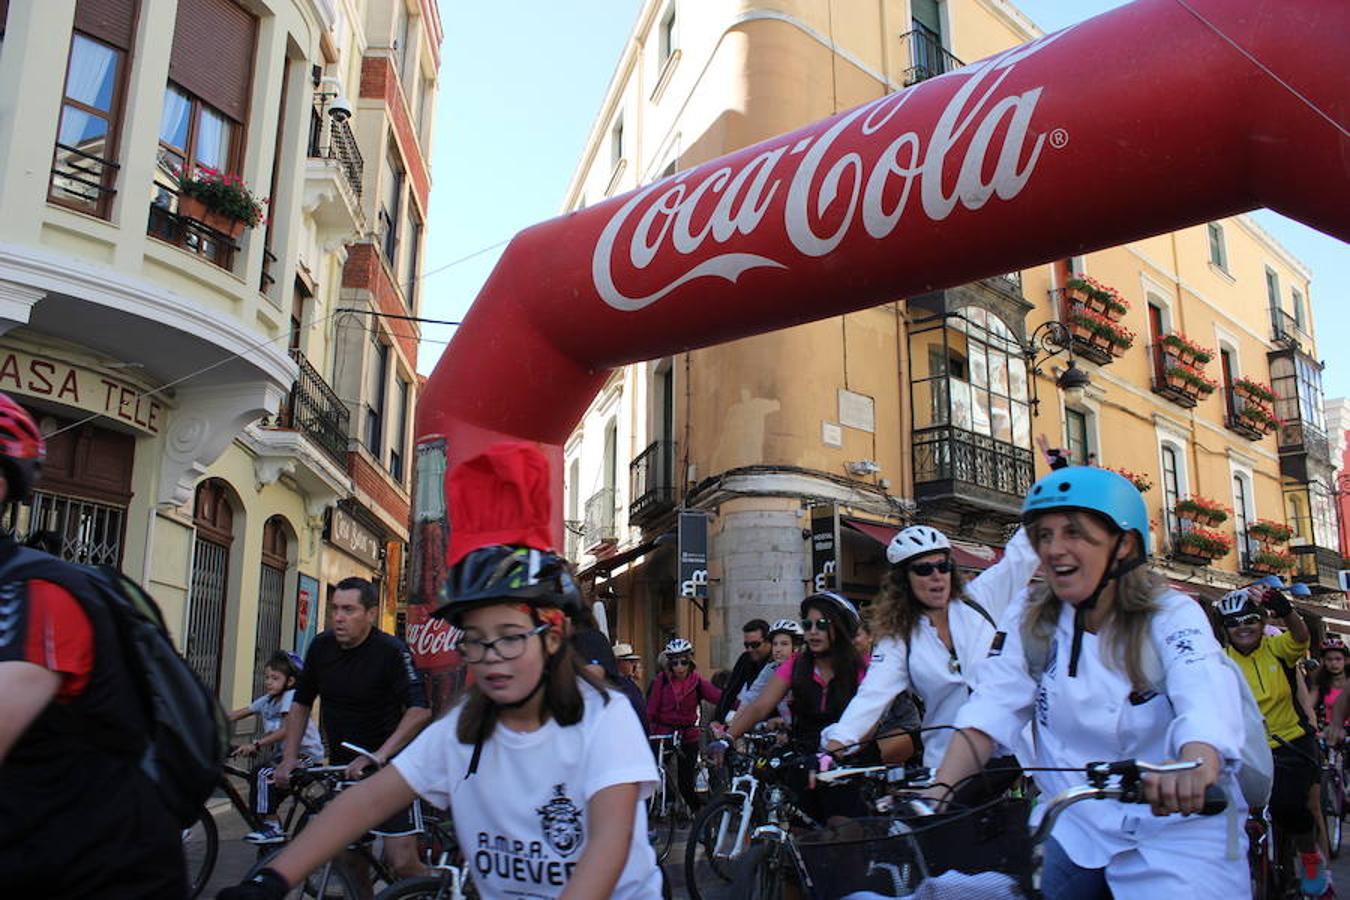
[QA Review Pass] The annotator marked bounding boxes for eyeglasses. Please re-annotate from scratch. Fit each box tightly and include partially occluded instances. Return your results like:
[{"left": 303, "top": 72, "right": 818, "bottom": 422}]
[
  {"left": 909, "top": 560, "right": 954, "bottom": 576},
  {"left": 669, "top": 657, "right": 692, "bottom": 667},
  {"left": 459, "top": 623, "right": 549, "bottom": 663},
  {"left": 800, "top": 617, "right": 832, "bottom": 633},
  {"left": 743, "top": 640, "right": 763, "bottom": 650},
  {"left": 1223, "top": 613, "right": 1262, "bottom": 628}
]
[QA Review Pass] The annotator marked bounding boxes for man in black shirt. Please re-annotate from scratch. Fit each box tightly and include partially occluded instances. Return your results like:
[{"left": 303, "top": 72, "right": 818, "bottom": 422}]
[
  {"left": 275, "top": 576, "right": 430, "bottom": 880},
  {"left": 713, "top": 618, "right": 772, "bottom": 724}
]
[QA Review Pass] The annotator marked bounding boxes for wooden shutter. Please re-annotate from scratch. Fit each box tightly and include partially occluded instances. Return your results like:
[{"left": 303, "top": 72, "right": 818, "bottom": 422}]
[
  {"left": 169, "top": 0, "right": 256, "bottom": 122},
  {"left": 74, "top": 0, "right": 138, "bottom": 51}
]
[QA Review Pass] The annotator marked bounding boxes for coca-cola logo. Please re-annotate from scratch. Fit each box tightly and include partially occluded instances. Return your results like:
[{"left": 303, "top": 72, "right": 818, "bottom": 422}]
[
  {"left": 592, "top": 29, "right": 1073, "bottom": 311},
  {"left": 407, "top": 617, "right": 462, "bottom": 660}
]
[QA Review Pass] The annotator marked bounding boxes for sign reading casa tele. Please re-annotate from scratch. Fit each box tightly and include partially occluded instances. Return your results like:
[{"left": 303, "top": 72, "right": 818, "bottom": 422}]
[{"left": 0, "top": 344, "right": 163, "bottom": 435}]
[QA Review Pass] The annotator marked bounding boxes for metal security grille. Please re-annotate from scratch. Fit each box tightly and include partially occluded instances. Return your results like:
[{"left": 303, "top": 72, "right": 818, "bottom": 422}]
[
  {"left": 187, "top": 537, "right": 230, "bottom": 696},
  {"left": 3, "top": 490, "right": 126, "bottom": 566},
  {"left": 253, "top": 563, "right": 285, "bottom": 698}
]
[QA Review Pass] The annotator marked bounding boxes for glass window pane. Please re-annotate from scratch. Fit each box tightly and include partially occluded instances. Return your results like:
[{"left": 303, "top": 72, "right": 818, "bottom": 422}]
[
  {"left": 1008, "top": 355, "right": 1028, "bottom": 402},
  {"left": 966, "top": 307, "right": 987, "bottom": 329},
  {"left": 159, "top": 85, "right": 191, "bottom": 150},
  {"left": 66, "top": 35, "right": 120, "bottom": 112},
  {"left": 971, "top": 388, "right": 991, "bottom": 435},
  {"left": 913, "top": 380, "right": 946, "bottom": 428},
  {"left": 990, "top": 395, "right": 1012, "bottom": 443},
  {"left": 195, "top": 106, "right": 231, "bottom": 170},
  {"left": 950, "top": 378, "right": 972, "bottom": 431},
  {"left": 969, "top": 344, "right": 988, "bottom": 388},
  {"left": 988, "top": 350, "right": 1008, "bottom": 395},
  {"left": 58, "top": 105, "right": 108, "bottom": 149},
  {"left": 986, "top": 311, "right": 1012, "bottom": 340},
  {"left": 1012, "top": 401, "right": 1030, "bottom": 449}
]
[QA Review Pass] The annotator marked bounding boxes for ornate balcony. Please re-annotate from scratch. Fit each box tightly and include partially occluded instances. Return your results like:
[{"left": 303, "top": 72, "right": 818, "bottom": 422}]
[
  {"left": 901, "top": 24, "right": 964, "bottom": 86},
  {"left": 584, "top": 488, "right": 617, "bottom": 550},
  {"left": 912, "top": 425, "right": 1033, "bottom": 522},
  {"left": 304, "top": 111, "right": 365, "bottom": 239},
  {"left": 629, "top": 440, "right": 676, "bottom": 526},
  {"left": 275, "top": 348, "right": 351, "bottom": 467}
]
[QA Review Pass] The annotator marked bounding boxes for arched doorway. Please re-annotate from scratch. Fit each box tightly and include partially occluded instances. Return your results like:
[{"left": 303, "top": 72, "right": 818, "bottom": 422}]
[
  {"left": 252, "top": 515, "right": 293, "bottom": 697},
  {"left": 187, "top": 478, "right": 236, "bottom": 695}
]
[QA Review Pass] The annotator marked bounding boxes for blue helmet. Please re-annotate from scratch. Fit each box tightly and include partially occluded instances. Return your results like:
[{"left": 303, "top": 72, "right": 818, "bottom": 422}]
[
  {"left": 1288, "top": 582, "right": 1312, "bottom": 598},
  {"left": 1021, "top": 467, "right": 1151, "bottom": 557}
]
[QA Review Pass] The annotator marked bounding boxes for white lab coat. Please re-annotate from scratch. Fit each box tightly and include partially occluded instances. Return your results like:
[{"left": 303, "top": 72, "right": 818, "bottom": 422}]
[
  {"left": 954, "top": 587, "right": 1249, "bottom": 897},
  {"left": 821, "top": 528, "right": 1040, "bottom": 767}
]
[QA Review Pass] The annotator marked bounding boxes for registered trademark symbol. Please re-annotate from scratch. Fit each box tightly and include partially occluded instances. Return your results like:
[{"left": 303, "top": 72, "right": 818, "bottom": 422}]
[{"left": 1049, "top": 128, "right": 1069, "bottom": 149}]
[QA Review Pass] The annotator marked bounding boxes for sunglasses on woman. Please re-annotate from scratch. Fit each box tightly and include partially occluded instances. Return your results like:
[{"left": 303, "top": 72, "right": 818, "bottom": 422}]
[
  {"left": 669, "top": 657, "right": 692, "bottom": 667},
  {"left": 1223, "top": 613, "right": 1262, "bottom": 628},
  {"left": 800, "top": 617, "right": 832, "bottom": 633},
  {"left": 908, "top": 560, "right": 953, "bottom": 576}
]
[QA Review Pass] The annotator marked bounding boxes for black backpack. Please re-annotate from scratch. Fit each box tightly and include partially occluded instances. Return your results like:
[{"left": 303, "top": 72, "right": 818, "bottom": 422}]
[{"left": 3, "top": 547, "right": 227, "bottom": 827}]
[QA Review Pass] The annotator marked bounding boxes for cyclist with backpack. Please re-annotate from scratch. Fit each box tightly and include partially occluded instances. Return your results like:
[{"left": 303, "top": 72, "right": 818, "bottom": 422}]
[
  {"left": 821, "top": 521, "right": 1039, "bottom": 788},
  {"left": 1220, "top": 585, "right": 1332, "bottom": 895},
  {"left": 219, "top": 442, "right": 661, "bottom": 899},
  {"left": 930, "top": 467, "right": 1250, "bottom": 897},
  {"left": 0, "top": 393, "right": 189, "bottom": 898}
]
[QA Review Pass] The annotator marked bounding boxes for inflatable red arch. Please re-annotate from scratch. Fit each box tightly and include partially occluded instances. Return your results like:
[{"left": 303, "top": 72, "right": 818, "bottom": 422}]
[{"left": 416, "top": 0, "right": 1348, "bottom": 560}]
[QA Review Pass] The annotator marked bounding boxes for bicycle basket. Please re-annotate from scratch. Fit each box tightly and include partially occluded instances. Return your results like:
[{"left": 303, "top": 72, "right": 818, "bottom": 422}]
[
  {"left": 909, "top": 796, "right": 1034, "bottom": 894},
  {"left": 794, "top": 817, "right": 929, "bottom": 898}
]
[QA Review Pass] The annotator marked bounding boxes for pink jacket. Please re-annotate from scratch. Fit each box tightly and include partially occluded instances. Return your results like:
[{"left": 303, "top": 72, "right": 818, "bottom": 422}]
[{"left": 646, "top": 671, "right": 722, "bottom": 744}]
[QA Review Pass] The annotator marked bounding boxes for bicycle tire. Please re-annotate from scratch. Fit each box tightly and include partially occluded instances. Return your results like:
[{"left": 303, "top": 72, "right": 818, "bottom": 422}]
[
  {"left": 684, "top": 794, "right": 749, "bottom": 897},
  {"left": 647, "top": 776, "right": 678, "bottom": 863},
  {"left": 375, "top": 873, "right": 465, "bottom": 900},
  {"left": 1323, "top": 773, "right": 1344, "bottom": 859},
  {"left": 183, "top": 805, "right": 219, "bottom": 900},
  {"left": 730, "top": 841, "right": 787, "bottom": 900},
  {"left": 252, "top": 846, "right": 364, "bottom": 899}
]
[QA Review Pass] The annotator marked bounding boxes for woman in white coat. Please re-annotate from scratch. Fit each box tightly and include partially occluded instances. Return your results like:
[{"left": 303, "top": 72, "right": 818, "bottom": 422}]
[
  {"left": 822, "top": 520, "right": 1039, "bottom": 795},
  {"left": 932, "top": 467, "right": 1247, "bottom": 898}
]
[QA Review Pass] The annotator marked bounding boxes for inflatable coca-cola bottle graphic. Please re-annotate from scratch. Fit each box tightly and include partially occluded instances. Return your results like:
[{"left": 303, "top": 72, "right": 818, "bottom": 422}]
[{"left": 406, "top": 435, "right": 465, "bottom": 714}]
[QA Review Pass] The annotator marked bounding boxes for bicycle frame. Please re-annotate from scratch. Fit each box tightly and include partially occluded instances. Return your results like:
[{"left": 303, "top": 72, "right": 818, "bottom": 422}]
[{"left": 708, "top": 770, "right": 761, "bottom": 862}]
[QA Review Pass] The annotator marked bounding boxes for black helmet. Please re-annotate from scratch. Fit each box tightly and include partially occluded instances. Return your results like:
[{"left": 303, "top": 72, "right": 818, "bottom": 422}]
[{"left": 434, "top": 545, "right": 582, "bottom": 624}]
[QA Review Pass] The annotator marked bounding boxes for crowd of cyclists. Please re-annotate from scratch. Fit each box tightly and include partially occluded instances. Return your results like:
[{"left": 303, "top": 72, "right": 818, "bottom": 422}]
[{"left": 1, "top": 389, "right": 1348, "bottom": 899}]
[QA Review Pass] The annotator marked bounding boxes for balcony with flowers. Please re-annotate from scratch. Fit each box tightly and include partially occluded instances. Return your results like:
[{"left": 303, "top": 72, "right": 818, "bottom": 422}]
[
  {"left": 1104, "top": 466, "right": 1152, "bottom": 494},
  {"left": 1241, "top": 518, "right": 1296, "bottom": 576},
  {"left": 1061, "top": 277, "right": 1133, "bottom": 365},
  {"left": 1171, "top": 525, "right": 1234, "bottom": 566},
  {"left": 1151, "top": 333, "right": 1216, "bottom": 409},
  {"left": 1225, "top": 376, "right": 1279, "bottom": 441},
  {"left": 147, "top": 166, "right": 267, "bottom": 271}
]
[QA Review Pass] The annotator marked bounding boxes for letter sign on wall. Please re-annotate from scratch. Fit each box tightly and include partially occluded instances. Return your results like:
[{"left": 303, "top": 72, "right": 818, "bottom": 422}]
[
  {"left": 810, "top": 504, "right": 839, "bottom": 592},
  {"left": 327, "top": 506, "right": 382, "bottom": 568},
  {"left": 678, "top": 510, "right": 710, "bottom": 600}
]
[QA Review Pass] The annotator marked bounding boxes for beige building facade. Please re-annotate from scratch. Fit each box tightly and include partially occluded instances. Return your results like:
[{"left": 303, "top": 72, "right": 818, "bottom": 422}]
[
  {"left": 560, "top": 0, "right": 1340, "bottom": 671},
  {"left": 0, "top": 0, "right": 439, "bottom": 710}
]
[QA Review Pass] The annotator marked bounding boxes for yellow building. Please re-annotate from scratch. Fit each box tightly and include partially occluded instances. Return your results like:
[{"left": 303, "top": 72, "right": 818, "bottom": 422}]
[
  {"left": 0, "top": 0, "right": 439, "bottom": 710},
  {"left": 560, "top": 0, "right": 1339, "bottom": 671}
]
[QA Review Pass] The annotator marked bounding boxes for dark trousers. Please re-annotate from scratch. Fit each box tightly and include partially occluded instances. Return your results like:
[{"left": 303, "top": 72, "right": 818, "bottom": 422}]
[
  {"left": 1271, "top": 733, "right": 1320, "bottom": 837},
  {"left": 675, "top": 740, "right": 702, "bottom": 813}
]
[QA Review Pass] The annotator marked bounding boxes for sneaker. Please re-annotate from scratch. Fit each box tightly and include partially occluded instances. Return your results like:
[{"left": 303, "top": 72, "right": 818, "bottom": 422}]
[
  {"left": 244, "top": 822, "right": 286, "bottom": 845},
  {"left": 1299, "top": 850, "right": 1330, "bottom": 896}
]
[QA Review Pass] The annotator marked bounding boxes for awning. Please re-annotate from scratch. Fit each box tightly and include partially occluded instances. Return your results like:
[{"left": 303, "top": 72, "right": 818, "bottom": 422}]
[
  {"left": 577, "top": 538, "right": 660, "bottom": 580},
  {"left": 843, "top": 518, "right": 1005, "bottom": 570}
]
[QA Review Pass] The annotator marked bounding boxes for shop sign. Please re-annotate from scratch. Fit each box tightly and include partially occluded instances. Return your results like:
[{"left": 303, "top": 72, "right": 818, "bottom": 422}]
[
  {"left": 810, "top": 504, "right": 839, "bottom": 592},
  {"left": 0, "top": 344, "right": 163, "bottom": 434},
  {"left": 327, "top": 506, "right": 382, "bottom": 567},
  {"left": 678, "top": 510, "right": 709, "bottom": 599}
]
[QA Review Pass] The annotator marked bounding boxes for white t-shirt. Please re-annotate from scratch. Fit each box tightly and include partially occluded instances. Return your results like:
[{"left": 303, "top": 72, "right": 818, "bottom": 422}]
[
  {"left": 393, "top": 681, "right": 661, "bottom": 899},
  {"left": 250, "top": 689, "right": 325, "bottom": 761}
]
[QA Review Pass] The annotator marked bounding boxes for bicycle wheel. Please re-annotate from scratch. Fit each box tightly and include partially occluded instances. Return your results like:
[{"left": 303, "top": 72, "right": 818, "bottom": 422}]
[
  {"left": 183, "top": 806, "right": 219, "bottom": 900},
  {"left": 252, "top": 848, "right": 364, "bottom": 899},
  {"left": 647, "top": 773, "right": 677, "bottom": 863},
  {"left": 375, "top": 873, "right": 466, "bottom": 900},
  {"left": 730, "top": 841, "right": 787, "bottom": 900},
  {"left": 1323, "top": 772, "right": 1344, "bottom": 859},
  {"left": 685, "top": 794, "right": 750, "bottom": 897}
]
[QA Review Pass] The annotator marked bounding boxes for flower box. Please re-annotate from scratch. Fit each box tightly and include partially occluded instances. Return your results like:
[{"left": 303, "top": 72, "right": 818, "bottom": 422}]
[
  {"left": 1248, "top": 519, "right": 1294, "bottom": 544},
  {"left": 1105, "top": 466, "right": 1152, "bottom": 493},
  {"left": 1176, "top": 526, "right": 1233, "bottom": 560},
  {"left": 1110, "top": 340, "right": 1128, "bottom": 358},
  {"left": 1174, "top": 496, "right": 1229, "bottom": 527},
  {"left": 174, "top": 166, "right": 266, "bottom": 239},
  {"left": 1247, "top": 549, "right": 1295, "bottom": 574},
  {"left": 1234, "top": 377, "right": 1277, "bottom": 405},
  {"left": 1165, "top": 366, "right": 1190, "bottom": 390}
]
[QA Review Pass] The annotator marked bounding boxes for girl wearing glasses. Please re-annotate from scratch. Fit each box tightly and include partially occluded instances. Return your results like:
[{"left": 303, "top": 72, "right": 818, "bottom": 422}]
[
  {"left": 822, "top": 520, "right": 1039, "bottom": 787},
  {"left": 721, "top": 592, "right": 869, "bottom": 824},
  {"left": 222, "top": 444, "right": 663, "bottom": 900},
  {"left": 646, "top": 637, "right": 722, "bottom": 814}
]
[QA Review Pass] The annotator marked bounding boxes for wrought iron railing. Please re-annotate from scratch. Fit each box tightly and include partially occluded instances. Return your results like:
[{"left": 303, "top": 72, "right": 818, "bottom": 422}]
[
  {"left": 147, "top": 191, "right": 238, "bottom": 270},
  {"left": 49, "top": 142, "right": 120, "bottom": 215},
  {"left": 309, "top": 115, "right": 364, "bottom": 200},
  {"left": 629, "top": 440, "right": 676, "bottom": 523},
  {"left": 259, "top": 246, "right": 278, "bottom": 294},
  {"left": 912, "top": 425, "right": 1034, "bottom": 498},
  {"left": 901, "top": 24, "right": 964, "bottom": 86},
  {"left": 272, "top": 348, "right": 350, "bottom": 466},
  {"left": 1149, "top": 343, "right": 1199, "bottom": 408},
  {"left": 1225, "top": 388, "right": 1269, "bottom": 440},
  {"left": 584, "top": 487, "right": 617, "bottom": 549},
  {"left": 1270, "top": 306, "right": 1308, "bottom": 348}
]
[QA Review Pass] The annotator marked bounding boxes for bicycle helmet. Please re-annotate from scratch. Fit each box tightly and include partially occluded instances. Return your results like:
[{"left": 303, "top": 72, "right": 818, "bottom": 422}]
[
  {"left": 1021, "top": 467, "right": 1151, "bottom": 558},
  {"left": 664, "top": 637, "right": 694, "bottom": 657},
  {"left": 436, "top": 545, "right": 582, "bottom": 623},
  {"left": 1288, "top": 582, "right": 1312, "bottom": 598},
  {"left": 1216, "top": 589, "right": 1261, "bottom": 619},
  {"left": 0, "top": 393, "right": 44, "bottom": 501},
  {"left": 1321, "top": 636, "right": 1346, "bottom": 655},
  {"left": 768, "top": 618, "right": 804, "bottom": 639},
  {"left": 886, "top": 525, "right": 952, "bottom": 566},
  {"left": 800, "top": 591, "right": 861, "bottom": 638}
]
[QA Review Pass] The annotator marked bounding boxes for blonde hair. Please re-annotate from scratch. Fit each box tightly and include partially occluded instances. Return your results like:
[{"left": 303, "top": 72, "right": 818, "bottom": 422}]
[{"left": 1020, "top": 512, "right": 1160, "bottom": 691}]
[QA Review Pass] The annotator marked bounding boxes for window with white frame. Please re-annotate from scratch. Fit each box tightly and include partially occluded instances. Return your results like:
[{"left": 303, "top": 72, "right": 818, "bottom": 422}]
[
  {"left": 658, "top": 4, "right": 677, "bottom": 65},
  {"left": 1065, "top": 408, "right": 1092, "bottom": 466},
  {"left": 1207, "top": 222, "right": 1228, "bottom": 271},
  {"left": 1265, "top": 266, "right": 1280, "bottom": 310},
  {"left": 1292, "top": 287, "right": 1306, "bottom": 333},
  {"left": 1231, "top": 470, "right": 1255, "bottom": 559},
  {"left": 1159, "top": 440, "right": 1188, "bottom": 540},
  {"left": 610, "top": 114, "right": 624, "bottom": 170}
]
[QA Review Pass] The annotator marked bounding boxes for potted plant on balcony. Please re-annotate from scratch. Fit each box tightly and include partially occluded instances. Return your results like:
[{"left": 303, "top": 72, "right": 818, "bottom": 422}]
[
  {"left": 1234, "top": 376, "right": 1277, "bottom": 404},
  {"left": 1109, "top": 324, "right": 1135, "bottom": 357},
  {"left": 1247, "top": 548, "right": 1295, "bottom": 575},
  {"left": 1104, "top": 291, "right": 1131, "bottom": 323},
  {"left": 1106, "top": 466, "right": 1153, "bottom": 493},
  {"left": 1159, "top": 332, "right": 1193, "bottom": 365},
  {"left": 175, "top": 166, "right": 267, "bottom": 239},
  {"left": 1068, "top": 308, "right": 1098, "bottom": 340},
  {"left": 1175, "top": 526, "right": 1233, "bottom": 561},
  {"left": 1174, "top": 495, "right": 1229, "bottom": 527},
  {"left": 1248, "top": 518, "right": 1294, "bottom": 544},
  {"left": 1165, "top": 364, "right": 1191, "bottom": 390},
  {"left": 1188, "top": 369, "right": 1218, "bottom": 399}
]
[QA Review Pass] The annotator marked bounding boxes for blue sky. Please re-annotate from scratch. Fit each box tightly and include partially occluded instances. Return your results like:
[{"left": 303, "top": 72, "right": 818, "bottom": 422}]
[{"left": 419, "top": 0, "right": 1347, "bottom": 398}]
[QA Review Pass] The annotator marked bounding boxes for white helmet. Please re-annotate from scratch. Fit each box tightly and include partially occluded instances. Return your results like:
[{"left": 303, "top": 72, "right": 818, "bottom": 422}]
[
  {"left": 664, "top": 637, "right": 694, "bottom": 656},
  {"left": 1217, "top": 589, "right": 1260, "bottom": 618},
  {"left": 769, "top": 618, "right": 804, "bottom": 638},
  {"left": 887, "top": 525, "right": 952, "bottom": 566}
]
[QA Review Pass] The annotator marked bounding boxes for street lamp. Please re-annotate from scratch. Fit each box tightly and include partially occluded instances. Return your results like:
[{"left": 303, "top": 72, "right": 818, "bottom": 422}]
[{"left": 1025, "top": 321, "right": 1092, "bottom": 416}]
